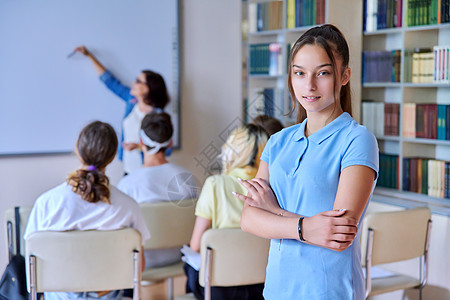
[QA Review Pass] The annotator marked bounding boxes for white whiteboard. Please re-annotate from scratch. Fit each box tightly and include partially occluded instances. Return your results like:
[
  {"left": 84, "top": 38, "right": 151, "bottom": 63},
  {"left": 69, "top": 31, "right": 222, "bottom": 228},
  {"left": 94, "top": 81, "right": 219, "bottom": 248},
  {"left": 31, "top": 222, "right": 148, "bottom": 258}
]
[{"left": 0, "top": 0, "right": 179, "bottom": 155}]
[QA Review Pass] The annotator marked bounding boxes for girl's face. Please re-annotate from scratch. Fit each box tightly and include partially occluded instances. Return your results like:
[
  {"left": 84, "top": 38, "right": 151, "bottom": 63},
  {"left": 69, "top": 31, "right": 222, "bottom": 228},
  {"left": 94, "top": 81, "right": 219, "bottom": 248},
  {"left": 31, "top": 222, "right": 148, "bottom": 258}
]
[
  {"left": 291, "top": 44, "right": 350, "bottom": 118},
  {"left": 130, "top": 72, "right": 150, "bottom": 100}
]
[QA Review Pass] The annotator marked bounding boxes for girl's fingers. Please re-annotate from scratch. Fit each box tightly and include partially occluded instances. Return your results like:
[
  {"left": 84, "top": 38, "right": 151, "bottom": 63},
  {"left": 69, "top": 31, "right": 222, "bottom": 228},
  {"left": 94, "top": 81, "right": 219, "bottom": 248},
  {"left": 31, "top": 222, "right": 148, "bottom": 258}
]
[
  {"left": 237, "top": 178, "right": 259, "bottom": 194},
  {"left": 232, "top": 192, "right": 257, "bottom": 206},
  {"left": 251, "top": 178, "right": 270, "bottom": 190}
]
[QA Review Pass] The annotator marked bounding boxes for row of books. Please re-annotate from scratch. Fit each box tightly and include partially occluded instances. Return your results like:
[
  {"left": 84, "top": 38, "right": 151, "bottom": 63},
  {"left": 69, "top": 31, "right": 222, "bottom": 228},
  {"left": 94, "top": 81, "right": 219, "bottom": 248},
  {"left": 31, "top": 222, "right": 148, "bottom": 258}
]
[
  {"left": 378, "top": 153, "right": 399, "bottom": 189},
  {"left": 249, "top": 43, "right": 282, "bottom": 75},
  {"left": 362, "top": 50, "right": 401, "bottom": 83},
  {"left": 362, "top": 102, "right": 400, "bottom": 137},
  {"left": 403, "top": 103, "right": 450, "bottom": 140},
  {"left": 364, "top": 0, "right": 403, "bottom": 32},
  {"left": 248, "top": 1, "right": 283, "bottom": 33},
  {"left": 406, "top": 0, "right": 450, "bottom": 26},
  {"left": 403, "top": 157, "right": 450, "bottom": 198},
  {"left": 286, "top": 0, "right": 326, "bottom": 28},
  {"left": 404, "top": 46, "right": 450, "bottom": 83}
]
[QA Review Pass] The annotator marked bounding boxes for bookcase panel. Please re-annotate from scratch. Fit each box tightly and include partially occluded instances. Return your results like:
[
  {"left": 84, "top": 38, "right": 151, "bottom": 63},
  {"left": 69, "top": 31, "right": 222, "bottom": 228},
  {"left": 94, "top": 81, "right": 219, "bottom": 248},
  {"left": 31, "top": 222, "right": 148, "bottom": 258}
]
[
  {"left": 404, "top": 30, "right": 438, "bottom": 48},
  {"left": 403, "top": 87, "right": 437, "bottom": 103},
  {"left": 402, "top": 142, "right": 436, "bottom": 157},
  {"left": 379, "top": 140, "right": 401, "bottom": 154}
]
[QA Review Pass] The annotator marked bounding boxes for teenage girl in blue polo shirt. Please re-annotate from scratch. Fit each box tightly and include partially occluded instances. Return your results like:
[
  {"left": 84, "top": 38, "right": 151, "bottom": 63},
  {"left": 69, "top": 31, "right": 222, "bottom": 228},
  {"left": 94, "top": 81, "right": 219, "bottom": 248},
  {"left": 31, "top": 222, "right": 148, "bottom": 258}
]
[
  {"left": 235, "top": 24, "right": 379, "bottom": 299},
  {"left": 73, "top": 46, "right": 169, "bottom": 175}
]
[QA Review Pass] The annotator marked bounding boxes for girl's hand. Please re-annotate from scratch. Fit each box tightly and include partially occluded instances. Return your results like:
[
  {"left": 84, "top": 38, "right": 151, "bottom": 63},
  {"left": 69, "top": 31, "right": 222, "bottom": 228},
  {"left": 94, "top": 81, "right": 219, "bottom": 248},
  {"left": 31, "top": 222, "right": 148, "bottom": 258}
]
[
  {"left": 302, "top": 209, "right": 358, "bottom": 252},
  {"left": 123, "top": 142, "right": 140, "bottom": 151},
  {"left": 74, "top": 45, "right": 89, "bottom": 56},
  {"left": 234, "top": 178, "right": 281, "bottom": 214}
]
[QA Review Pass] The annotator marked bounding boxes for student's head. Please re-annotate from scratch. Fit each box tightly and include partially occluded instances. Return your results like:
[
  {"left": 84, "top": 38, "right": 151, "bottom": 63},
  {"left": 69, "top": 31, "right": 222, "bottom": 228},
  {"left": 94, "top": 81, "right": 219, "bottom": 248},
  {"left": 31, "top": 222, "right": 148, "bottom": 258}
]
[
  {"left": 251, "top": 115, "right": 284, "bottom": 136},
  {"left": 287, "top": 24, "right": 352, "bottom": 123},
  {"left": 67, "top": 121, "right": 118, "bottom": 204},
  {"left": 131, "top": 70, "right": 170, "bottom": 109},
  {"left": 220, "top": 124, "right": 268, "bottom": 174},
  {"left": 140, "top": 111, "right": 173, "bottom": 155}
]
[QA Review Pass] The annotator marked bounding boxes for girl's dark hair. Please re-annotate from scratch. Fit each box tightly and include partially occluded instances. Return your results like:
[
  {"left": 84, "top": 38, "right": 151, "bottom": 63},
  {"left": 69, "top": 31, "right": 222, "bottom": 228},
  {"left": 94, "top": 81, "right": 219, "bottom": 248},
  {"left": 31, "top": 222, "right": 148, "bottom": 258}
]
[
  {"left": 251, "top": 115, "right": 284, "bottom": 136},
  {"left": 142, "top": 70, "right": 170, "bottom": 109},
  {"left": 287, "top": 24, "right": 352, "bottom": 123},
  {"left": 67, "top": 121, "right": 118, "bottom": 204},
  {"left": 141, "top": 112, "right": 173, "bottom": 154}
]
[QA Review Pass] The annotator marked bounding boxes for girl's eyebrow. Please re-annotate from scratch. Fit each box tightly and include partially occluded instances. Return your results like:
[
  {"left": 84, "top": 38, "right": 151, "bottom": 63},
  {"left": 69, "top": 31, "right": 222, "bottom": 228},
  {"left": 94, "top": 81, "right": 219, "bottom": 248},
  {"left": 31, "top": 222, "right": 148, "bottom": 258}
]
[{"left": 292, "top": 63, "right": 332, "bottom": 69}]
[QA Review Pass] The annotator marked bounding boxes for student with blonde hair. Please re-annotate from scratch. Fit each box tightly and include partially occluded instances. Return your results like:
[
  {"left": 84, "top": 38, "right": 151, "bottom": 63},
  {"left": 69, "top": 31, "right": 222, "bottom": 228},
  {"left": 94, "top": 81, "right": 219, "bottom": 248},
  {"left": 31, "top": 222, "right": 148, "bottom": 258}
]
[{"left": 184, "top": 124, "right": 268, "bottom": 300}]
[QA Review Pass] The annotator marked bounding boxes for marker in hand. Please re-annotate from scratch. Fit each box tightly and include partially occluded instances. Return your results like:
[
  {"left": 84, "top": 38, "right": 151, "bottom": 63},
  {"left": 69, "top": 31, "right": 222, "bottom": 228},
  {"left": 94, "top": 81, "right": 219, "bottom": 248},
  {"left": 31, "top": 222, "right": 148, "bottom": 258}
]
[{"left": 67, "top": 51, "right": 77, "bottom": 59}]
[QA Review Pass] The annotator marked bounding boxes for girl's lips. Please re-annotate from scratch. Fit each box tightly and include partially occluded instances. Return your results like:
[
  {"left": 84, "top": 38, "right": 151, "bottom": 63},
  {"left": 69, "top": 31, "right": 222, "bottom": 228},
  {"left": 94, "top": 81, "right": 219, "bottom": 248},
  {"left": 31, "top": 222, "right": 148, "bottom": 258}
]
[{"left": 303, "top": 96, "right": 320, "bottom": 102}]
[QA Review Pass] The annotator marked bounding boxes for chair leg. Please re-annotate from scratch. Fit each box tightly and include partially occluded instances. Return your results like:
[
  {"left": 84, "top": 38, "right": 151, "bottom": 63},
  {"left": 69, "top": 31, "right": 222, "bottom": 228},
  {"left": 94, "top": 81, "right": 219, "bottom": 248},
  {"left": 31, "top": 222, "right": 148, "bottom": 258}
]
[
  {"left": 168, "top": 277, "right": 174, "bottom": 300},
  {"left": 29, "top": 255, "right": 37, "bottom": 300}
]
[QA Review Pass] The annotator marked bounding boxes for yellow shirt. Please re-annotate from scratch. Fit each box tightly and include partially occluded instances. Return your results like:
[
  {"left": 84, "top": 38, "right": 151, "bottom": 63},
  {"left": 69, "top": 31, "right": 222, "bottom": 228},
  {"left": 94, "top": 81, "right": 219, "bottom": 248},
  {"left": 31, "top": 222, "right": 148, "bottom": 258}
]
[{"left": 195, "top": 167, "right": 257, "bottom": 229}]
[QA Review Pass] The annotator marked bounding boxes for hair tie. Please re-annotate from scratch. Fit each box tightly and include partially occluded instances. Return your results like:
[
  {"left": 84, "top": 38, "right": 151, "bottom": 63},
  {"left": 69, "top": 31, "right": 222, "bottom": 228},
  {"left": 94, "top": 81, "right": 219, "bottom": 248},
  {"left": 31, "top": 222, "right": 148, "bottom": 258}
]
[
  {"left": 139, "top": 129, "right": 172, "bottom": 155},
  {"left": 87, "top": 165, "right": 97, "bottom": 171}
]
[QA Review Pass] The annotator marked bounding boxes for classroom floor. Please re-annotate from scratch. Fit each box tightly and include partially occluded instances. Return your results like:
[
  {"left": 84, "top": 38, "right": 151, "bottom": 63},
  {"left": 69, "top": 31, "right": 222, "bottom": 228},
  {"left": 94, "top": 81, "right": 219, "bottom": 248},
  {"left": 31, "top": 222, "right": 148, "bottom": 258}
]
[{"left": 141, "top": 275, "right": 187, "bottom": 300}]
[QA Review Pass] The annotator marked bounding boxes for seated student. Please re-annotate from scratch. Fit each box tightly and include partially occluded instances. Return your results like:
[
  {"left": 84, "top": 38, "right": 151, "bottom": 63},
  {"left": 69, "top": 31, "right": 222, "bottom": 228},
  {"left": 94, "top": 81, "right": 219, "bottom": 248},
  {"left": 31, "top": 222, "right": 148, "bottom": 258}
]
[
  {"left": 251, "top": 114, "right": 284, "bottom": 136},
  {"left": 118, "top": 111, "right": 198, "bottom": 268},
  {"left": 24, "top": 121, "right": 150, "bottom": 300},
  {"left": 184, "top": 124, "right": 268, "bottom": 300}
]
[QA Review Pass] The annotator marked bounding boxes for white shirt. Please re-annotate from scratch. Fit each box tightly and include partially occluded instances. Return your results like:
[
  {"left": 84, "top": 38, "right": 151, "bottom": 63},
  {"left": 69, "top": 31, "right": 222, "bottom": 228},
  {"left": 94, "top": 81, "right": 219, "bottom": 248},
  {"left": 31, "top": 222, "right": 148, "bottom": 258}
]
[
  {"left": 122, "top": 105, "right": 146, "bottom": 174},
  {"left": 24, "top": 182, "right": 150, "bottom": 244},
  {"left": 117, "top": 163, "right": 198, "bottom": 203}
]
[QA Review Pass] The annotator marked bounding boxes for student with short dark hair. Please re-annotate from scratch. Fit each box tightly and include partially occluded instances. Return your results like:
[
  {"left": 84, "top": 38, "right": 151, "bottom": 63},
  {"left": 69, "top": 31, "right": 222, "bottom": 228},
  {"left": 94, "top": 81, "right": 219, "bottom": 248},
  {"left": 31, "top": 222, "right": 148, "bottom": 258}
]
[
  {"left": 118, "top": 112, "right": 198, "bottom": 268},
  {"left": 24, "top": 121, "right": 150, "bottom": 300}
]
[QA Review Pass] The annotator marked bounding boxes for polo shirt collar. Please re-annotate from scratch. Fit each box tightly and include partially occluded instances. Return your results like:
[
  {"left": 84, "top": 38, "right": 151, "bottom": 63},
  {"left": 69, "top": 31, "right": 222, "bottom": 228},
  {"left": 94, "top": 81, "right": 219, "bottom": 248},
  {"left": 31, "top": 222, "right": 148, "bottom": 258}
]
[{"left": 292, "top": 112, "right": 352, "bottom": 144}]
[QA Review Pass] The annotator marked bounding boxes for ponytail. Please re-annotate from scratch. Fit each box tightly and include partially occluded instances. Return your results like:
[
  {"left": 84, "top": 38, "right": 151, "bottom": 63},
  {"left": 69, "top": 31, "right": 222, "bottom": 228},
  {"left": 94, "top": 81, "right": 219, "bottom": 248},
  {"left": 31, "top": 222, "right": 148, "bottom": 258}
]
[{"left": 67, "top": 168, "right": 111, "bottom": 204}]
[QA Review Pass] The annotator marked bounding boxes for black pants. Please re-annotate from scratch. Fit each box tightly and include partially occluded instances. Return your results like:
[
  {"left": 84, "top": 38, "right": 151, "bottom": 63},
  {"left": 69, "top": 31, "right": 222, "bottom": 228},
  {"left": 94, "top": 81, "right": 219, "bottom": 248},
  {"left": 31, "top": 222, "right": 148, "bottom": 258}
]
[{"left": 184, "top": 263, "right": 264, "bottom": 300}]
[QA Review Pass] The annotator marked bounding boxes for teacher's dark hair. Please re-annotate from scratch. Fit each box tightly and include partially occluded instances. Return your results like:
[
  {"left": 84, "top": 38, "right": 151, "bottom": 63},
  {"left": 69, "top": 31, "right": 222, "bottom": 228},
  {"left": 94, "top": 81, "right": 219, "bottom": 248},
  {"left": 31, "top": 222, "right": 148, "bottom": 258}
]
[
  {"left": 142, "top": 70, "right": 170, "bottom": 109},
  {"left": 67, "top": 121, "right": 118, "bottom": 204}
]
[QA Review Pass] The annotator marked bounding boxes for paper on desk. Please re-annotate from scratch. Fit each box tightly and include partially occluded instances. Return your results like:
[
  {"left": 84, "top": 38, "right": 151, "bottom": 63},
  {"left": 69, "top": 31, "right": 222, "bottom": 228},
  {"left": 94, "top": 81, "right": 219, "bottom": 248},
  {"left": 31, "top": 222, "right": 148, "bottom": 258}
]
[
  {"left": 181, "top": 245, "right": 201, "bottom": 271},
  {"left": 363, "top": 266, "right": 396, "bottom": 279}
]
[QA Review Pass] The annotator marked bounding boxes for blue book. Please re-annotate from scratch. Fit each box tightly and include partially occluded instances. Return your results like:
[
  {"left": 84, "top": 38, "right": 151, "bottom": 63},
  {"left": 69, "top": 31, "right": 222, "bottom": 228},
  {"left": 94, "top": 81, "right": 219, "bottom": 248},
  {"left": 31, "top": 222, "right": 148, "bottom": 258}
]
[
  {"left": 437, "top": 104, "right": 446, "bottom": 140},
  {"left": 264, "top": 88, "right": 275, "bottom": 117},
  {"left": 403, "top": 157, "right": 410, "bottom": 191}
]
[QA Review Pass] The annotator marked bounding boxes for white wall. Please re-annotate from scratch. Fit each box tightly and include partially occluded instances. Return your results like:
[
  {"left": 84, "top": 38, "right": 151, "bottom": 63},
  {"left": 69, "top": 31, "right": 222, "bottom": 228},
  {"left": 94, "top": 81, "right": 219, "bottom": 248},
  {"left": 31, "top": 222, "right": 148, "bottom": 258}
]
[{"left": 0, "top": 0, "right": 241, "bottom": 272}]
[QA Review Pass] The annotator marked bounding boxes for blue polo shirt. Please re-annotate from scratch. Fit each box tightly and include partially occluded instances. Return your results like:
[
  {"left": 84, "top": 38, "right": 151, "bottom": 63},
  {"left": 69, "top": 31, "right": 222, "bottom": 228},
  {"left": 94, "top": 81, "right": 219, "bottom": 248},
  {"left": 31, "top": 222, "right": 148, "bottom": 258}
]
[{"left": 261, "top": 112, "right": 379, "bottom": 300}]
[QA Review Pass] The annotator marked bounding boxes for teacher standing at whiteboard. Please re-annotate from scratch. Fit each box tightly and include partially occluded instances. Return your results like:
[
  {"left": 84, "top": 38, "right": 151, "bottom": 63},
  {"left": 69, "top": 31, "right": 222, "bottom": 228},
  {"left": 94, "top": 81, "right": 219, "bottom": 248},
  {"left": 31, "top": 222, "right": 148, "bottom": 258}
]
[{"left": 74, "top": 45, "right": 170, "bottom": 175}]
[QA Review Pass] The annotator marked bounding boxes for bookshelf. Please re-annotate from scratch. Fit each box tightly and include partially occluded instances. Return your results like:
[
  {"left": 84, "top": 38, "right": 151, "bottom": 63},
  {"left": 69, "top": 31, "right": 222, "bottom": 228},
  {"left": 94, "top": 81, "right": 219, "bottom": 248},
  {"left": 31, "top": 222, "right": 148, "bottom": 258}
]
[
  {"left": 362, "top": 0, "right": 450, "bottom": 214},
  {"left": 241, "top": 0, "right": 363, "bottom": 126}
]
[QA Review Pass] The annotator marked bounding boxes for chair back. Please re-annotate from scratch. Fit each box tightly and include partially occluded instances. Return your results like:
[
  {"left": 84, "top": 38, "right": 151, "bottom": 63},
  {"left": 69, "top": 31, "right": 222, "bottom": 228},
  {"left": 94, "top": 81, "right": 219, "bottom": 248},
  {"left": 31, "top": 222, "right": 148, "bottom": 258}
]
[
  {"left": 140, "top": 199, "right": 196, "bottom": 250},
  {"left": 25, "top": 228, "right": 141, "bottom": 295},
  {"left": 5, "top": 206, "right": 32, "bottom": 258},
  {"left": 362, "top": 207, "right": 431, "bottom": 266},
  {"left": 199, "top": 228, "right": 269, "bottom": 288}
]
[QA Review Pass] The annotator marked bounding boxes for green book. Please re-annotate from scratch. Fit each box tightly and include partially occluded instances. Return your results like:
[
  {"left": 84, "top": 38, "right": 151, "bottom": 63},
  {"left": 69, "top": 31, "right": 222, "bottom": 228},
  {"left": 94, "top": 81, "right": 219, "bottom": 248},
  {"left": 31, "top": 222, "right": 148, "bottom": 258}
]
[{"left": 422, "top": 159, "right": 428, "bottom": 194}]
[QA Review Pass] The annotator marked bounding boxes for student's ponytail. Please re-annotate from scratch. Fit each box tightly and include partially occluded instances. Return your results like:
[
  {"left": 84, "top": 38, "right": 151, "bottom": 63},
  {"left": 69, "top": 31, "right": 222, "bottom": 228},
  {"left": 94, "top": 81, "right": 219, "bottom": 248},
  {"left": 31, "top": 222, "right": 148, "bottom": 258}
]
[{"left": 67, "top": 121, "right": 118, "bottom": 204}]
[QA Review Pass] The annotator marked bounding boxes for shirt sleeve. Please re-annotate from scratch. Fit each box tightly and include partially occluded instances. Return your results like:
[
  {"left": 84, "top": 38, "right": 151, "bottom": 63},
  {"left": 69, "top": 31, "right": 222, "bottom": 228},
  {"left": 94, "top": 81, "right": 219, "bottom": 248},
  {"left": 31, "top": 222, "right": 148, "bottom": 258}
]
[
  {"left": 341, "top": 128, "right": 379, "bottom": 180},
  {"left": 194, "top": 176, "right": 215, "bottom": 220},
  {"left": 131, "top": 204, "right": 151, "bottom": 245},
  {"left": 99, "top": 70, "right": 133, "bottom": 102},
  {"left": 23, "top": 197, "right": 43, "bottom": 240}
]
